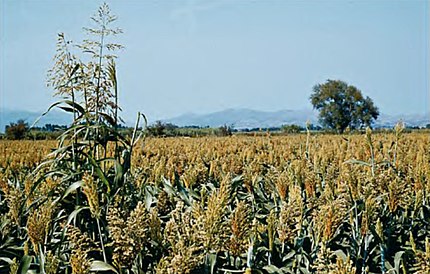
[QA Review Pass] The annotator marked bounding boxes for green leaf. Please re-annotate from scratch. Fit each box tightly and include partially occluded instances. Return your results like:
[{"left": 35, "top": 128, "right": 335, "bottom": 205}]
[
  {"left": 90, "top": 260, "right": 119, "bottom": 273},
  {"left": 58, "top": 106, "right": 77, "bottom": 113},
  {"left": 206, "top": 253, "right": 217, "bottom": 274},
  {"left": 344, "top": 159, "right": 371, "bottom": 167},
  {"left": 30, "top": 99, "right": 85, "bottom": 129},
  {"left": 162, "top": 177, "right": 176, "bottom": 196},
  {"left": 113, "top": 159, "right": 124, "bottom": 187},
  {"left": 0, "top": 257, "right": 13, "bottom": 264},
  {"left": 394, "top": 251, "right": 405, "bottom": 273},
  {"left": 178, "top": 187, "right": 192, "bottom": 206},
  {"left": 282, "top": 250, "right": 296, "bottom": 261},
  {"left": 144, "top": 187, "right": 153, "bottom": 211},
  {"left": 62, "top": 99, "right": 86, "bottom": 115},
  {"left": 66, "top": 206, "right": 90, "bottom": 226},
  {"left": 263, "top": 265, "right": 283, "bottom": 273},
  {"left": 17, "top": 255, "right": 32, "bottom": 274},
  {"left": 299, "top": 267, "right": 311, "bottom": 274},
  {"left": 333, "top": 250, "right": 347, "bottom": 261},
  {"left": 61, "top": 181, "right": 83, "bottom": 200},
  {"left": 70, "top": 63, "right": 80, "bottom": 78},
  {"left": 88, "top": 154, "right": 111, "bottom": 193},
  {"left": 99, "top": 112, "right": 116, "bottom": 126}
]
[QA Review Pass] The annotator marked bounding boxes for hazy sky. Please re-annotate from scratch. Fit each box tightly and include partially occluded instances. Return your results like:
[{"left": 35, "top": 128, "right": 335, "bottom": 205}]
[{"left": 1, "top": 0, "right": 429, "bottom": 123}]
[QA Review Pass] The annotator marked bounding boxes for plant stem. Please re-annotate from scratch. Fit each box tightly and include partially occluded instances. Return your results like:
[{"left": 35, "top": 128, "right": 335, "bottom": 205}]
[{"left": 96, "top": 218, "right": 107, "bottom": 263}]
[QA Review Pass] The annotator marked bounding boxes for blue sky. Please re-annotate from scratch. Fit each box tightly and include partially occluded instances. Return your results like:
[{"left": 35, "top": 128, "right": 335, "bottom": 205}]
[{"left": 1, "top": 0, "right": 429, "bottom": 123}]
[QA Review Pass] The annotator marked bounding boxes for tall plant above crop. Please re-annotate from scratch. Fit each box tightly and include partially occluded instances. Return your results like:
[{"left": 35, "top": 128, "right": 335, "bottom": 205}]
[
  {"left": 46, "top": 2, "right": 123, "bottom": 126},
  {"left": 47, "top": 33, "right": 78, "bottom": 102},
  {"left": 42, "top": 2, "right": 143, "bottom": 195},
  {"left": 79, "top": 2, "right": 123, "bottom": 123},
  {"left": 26, "top": 4, "right": 146, "bottom": 272}
]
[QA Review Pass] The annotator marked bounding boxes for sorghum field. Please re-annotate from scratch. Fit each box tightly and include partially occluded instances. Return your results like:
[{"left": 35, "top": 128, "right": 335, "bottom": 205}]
[
  {"left": 2, "top": 3, "right": 429, "bottom": 274},
  {"left": 1, "top": 129, "right": 429, "bottom": 273}
]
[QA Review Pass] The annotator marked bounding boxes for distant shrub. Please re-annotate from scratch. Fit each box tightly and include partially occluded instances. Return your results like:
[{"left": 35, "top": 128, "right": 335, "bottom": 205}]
[
  {"left": 147, "top": 121, "right": 179, "bottom": 137},
  {"left": 5, "top": 119, "right": 28, "bottom": 140},
  {"left": 28, "top": 130, "right": 63, "bottom": 140},
  {"left": 217, "top": 124, "right": 233, "bottom": 136},
  {"left": 281, "top": 124, "right": 303, "bottom": 134}
]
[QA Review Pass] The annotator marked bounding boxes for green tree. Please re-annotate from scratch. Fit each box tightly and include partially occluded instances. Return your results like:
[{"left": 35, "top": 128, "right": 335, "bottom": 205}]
[
  {"left": 310, "top": 79, "right": 379, "bottom": 132},
  {"left": 5, "top": 119, "right": 28, "bottom": 140}
]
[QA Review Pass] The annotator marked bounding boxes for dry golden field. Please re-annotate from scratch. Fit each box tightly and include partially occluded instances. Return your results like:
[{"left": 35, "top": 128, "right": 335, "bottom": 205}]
[
  {"left": 3, "top": 1, "right": 429, "bottom": 272},
  {"left": 1, "top": 131, "right": 429, "bottom": 273}
]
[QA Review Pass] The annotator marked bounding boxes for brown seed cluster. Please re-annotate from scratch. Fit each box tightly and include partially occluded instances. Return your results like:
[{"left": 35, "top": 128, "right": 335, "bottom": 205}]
[
  {"left": 66, "top": 225, "right": 98, "bottom": 274},
  {"left": 27, "top": 202, "right": 54, "bottom": 254},
  {"left": 107, "top": 201, "right": 151, "bottom": 268},
  {"left": 82, "top": 172, "right": 101, "bottom": 219}
]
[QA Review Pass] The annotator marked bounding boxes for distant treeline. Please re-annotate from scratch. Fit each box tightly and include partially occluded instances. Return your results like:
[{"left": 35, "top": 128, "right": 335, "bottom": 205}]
[{"left": 1, "top": 119, "right": 429, "bottom": 140}]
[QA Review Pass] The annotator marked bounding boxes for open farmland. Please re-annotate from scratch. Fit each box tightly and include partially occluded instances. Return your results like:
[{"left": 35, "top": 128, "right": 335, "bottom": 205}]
[
  {"left": 2, "top": 1, "right": 429, "bottom": 273},
  {"left": 1, "top": 130, "right": 429, "bottom": 273}
]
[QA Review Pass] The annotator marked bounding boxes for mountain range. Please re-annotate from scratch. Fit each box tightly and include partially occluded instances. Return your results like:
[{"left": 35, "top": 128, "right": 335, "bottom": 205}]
[
  {"left": 0, "top": 108, "right": 428, "bottom": 132},
  {"left": 0, "top": 109, "right": 72, "bottom": 132},
  {"left": 163, "top": 108, "right": 319, "bottom": 129},
  {"left": 163, "top": 108, "right": 429, "bottom": 129}
]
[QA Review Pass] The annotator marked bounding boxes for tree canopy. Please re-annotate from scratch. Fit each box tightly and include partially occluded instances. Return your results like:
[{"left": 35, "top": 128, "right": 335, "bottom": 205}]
[{"left": 310, "top": 80, "right": 379, "bottom": 132}]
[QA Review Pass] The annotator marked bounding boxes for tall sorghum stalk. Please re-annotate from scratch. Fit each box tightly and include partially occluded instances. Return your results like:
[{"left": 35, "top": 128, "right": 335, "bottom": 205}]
[
  {"left": 80, "top": 3, "right": 123, "bottom": 161},
  {"left": 376, "top": 218, "right": 386, "bottom": 274},
  {"left": 107, "top": 60, "right": 119, "bottom": 151},
  {"left": 305, "top": 120, "right": 311, "bottom": 161},
  {"left": 393, "top": 121, "right": 404, "bottom": 168},
  {"left": 47, "top": 33, "right": 79, "bottom": 170},
  {"left": 365, "top": 127, "right": 375, "bottom": 177}
]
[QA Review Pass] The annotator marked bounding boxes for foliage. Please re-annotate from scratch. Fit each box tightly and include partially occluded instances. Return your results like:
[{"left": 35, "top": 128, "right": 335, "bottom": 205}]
[
  {"left": 5, "top": 120, "right": 29, "bottom": 140},
  {"left": 310, "top": 79, "right": 379, "bottom": 132},
  {"left": 147, "top": 121, "right": 179, "bottom": 137},
  {"left": 217, "top": 124, "right": 233, "bottom": 136},
  {"left": 281, "top": 124, "right": 303, "bottom": 134}
]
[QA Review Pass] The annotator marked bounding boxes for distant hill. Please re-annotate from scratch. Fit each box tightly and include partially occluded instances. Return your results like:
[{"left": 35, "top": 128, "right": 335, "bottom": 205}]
[
  {"left": 164, "top": 108, "right": 429, "bottom": 129},
  {"left": 164, "top": 108, "right": 319, "bottom": 129},
  {"left": 0, "top": 109, "right": 71, "bottom": 132},
  {"left": 374, "top": 113, "right": 430, "bottom": 128}
]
